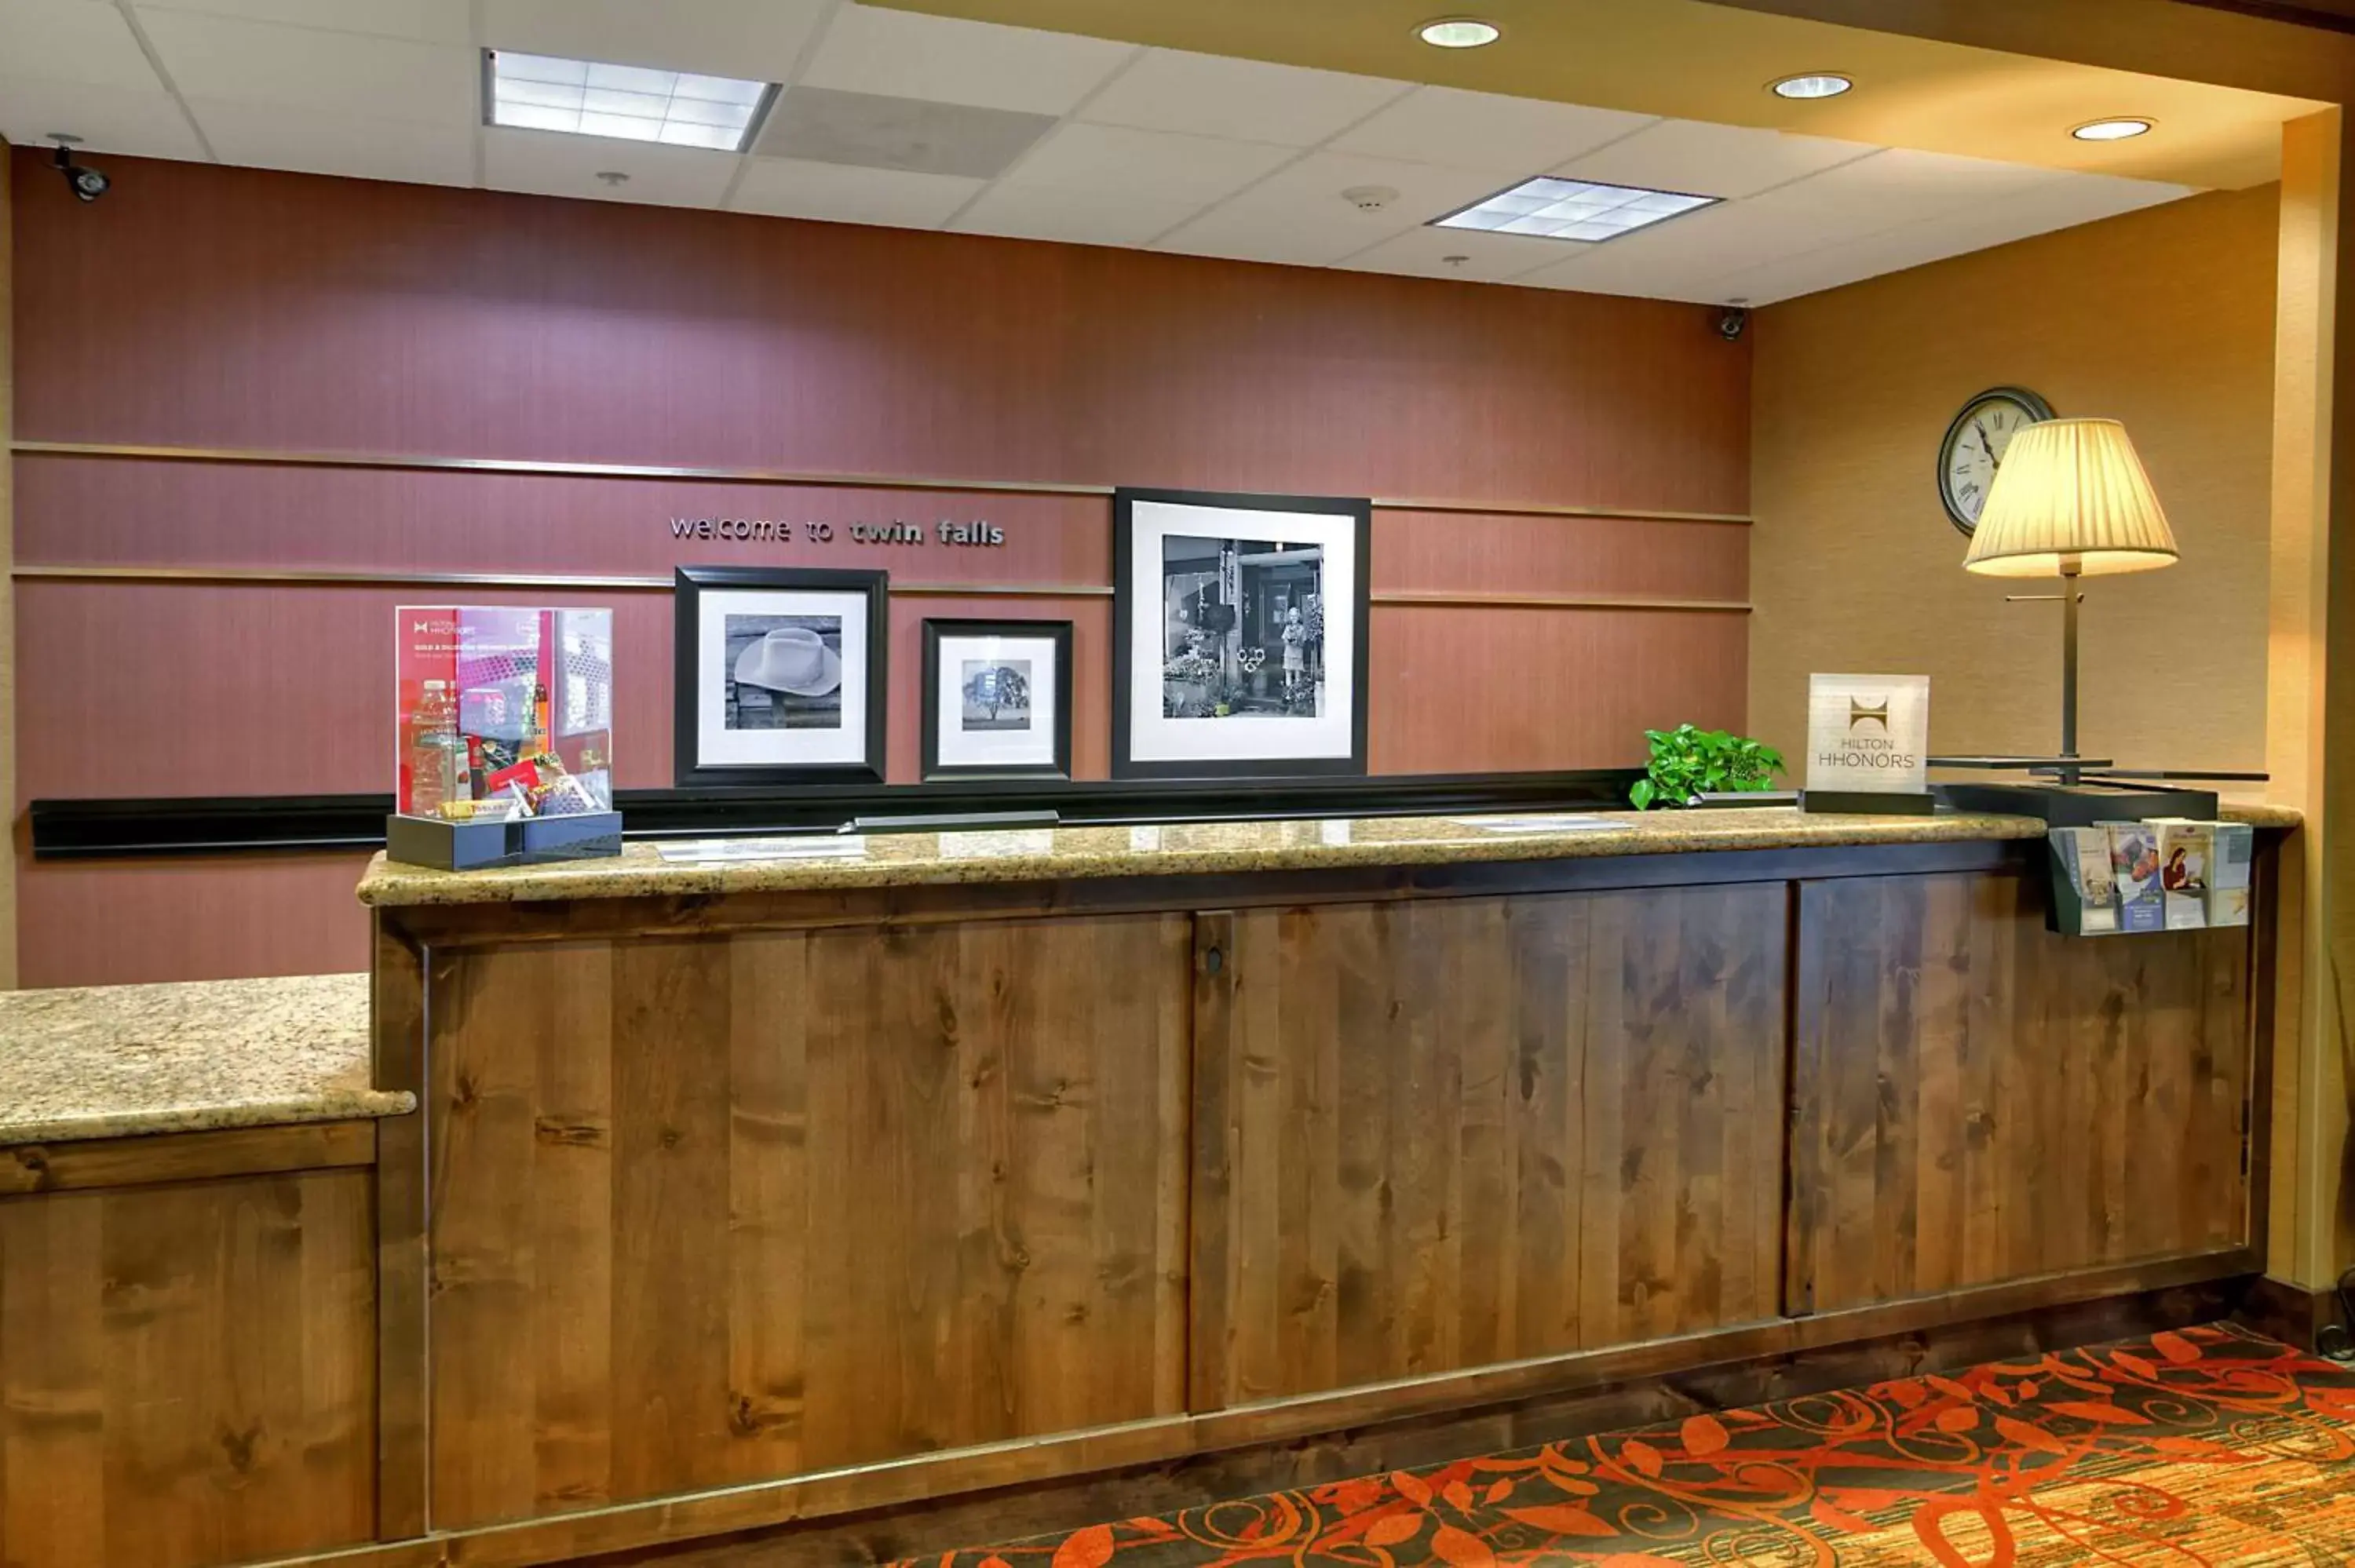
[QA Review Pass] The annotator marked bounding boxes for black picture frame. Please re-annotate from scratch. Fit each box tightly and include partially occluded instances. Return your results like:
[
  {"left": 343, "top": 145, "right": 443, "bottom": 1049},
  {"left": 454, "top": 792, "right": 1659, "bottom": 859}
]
[
  {"left": 1112, "top": 486, "right": 1371, "bottom": 781},
  {"left": 918, "top": 618, "right": 1075, "bottom": 782},
  {"left": 672, "top": 564, "right": 889, "bottom": 787}
]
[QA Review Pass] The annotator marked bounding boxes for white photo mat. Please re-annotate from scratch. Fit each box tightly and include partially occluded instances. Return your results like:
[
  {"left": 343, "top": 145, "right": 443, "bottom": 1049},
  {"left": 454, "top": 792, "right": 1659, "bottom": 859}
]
[
  {"left": 694, "top": 586, "right": 871, "bottom": 768},
  {"left": 1123, "top": 496, "right": 1359, "bottom": 767},
  {"left": 933, "top": 632, "right": 1061, "bottom": 771}
]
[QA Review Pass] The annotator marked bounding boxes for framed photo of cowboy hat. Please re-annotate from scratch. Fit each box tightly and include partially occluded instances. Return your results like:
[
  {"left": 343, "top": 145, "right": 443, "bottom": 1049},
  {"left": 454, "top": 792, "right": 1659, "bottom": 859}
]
[
  {"left": 673, "top": 565, "right": 889, "bottom": 785},
  {"left": 919, "top": 618, "right": 1073, "bottom": 782}
]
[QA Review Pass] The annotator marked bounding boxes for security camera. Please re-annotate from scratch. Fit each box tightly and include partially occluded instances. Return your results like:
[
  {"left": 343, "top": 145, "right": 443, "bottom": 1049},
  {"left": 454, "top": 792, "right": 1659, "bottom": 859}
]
[
  {"left": 1714, "top": 305, "right": 1748, "bottom": 341},
  {"left": 49, "top": 137, "right": 109, "bottom": 202}
]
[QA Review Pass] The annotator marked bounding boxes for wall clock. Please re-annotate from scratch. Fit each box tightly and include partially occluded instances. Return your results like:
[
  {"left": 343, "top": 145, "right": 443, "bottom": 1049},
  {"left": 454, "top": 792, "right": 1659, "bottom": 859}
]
[{"left": 1937, "top": 385, "right": 2055, "bottom": 534}]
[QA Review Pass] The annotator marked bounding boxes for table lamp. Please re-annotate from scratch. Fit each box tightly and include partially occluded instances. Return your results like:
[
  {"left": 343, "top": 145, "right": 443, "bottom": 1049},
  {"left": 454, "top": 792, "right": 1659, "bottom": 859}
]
[{"left": 1961, "top": 416, "right": 2178, "bottom": 789}]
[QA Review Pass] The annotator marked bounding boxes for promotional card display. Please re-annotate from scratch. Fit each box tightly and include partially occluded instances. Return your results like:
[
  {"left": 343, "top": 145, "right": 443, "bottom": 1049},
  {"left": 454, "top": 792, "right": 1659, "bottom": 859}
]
[
  {"left": 1801, "top": 673, "right": 1934, "bottom": 814},
  {"left": 2048, "top": 817, "right": 2250, "bottom": 935},
  {"left": 390, "top": 607, "right": 622, "bottom": 869}
]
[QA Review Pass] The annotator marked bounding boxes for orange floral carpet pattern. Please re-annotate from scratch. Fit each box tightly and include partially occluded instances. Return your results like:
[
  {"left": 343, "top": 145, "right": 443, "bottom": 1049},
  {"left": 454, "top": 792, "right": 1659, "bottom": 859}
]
[{"left": 904, "top": 1326, "right": 2355, "bottom": 1567}]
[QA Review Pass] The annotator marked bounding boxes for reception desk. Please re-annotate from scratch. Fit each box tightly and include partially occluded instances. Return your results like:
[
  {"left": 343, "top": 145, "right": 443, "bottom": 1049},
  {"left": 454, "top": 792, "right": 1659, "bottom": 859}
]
[{"left": 0, "top": 807, "right": 2291, "bottom": 1568}]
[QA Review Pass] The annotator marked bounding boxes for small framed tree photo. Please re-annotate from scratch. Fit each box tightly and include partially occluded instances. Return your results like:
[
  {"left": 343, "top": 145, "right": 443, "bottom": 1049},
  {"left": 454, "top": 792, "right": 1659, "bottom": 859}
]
[
  {"left": 919, "top": 618, "right": 1073, "bottom": 782},
  {"left": 673, "top": 565, "right": 889, "bottom": 786}
]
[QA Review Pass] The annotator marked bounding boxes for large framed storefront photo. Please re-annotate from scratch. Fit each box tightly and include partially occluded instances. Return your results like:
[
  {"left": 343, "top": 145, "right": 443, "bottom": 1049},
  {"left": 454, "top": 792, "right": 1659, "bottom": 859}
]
[{"left": 1111, "top": 487, "right": 1371, "bottom": 780}]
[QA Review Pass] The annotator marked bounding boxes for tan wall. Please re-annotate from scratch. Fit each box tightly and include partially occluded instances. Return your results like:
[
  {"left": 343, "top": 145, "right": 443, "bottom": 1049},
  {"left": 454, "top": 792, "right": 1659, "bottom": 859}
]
[{"left": 1749, "top": 185, "right": 2280, "bottom": 776}]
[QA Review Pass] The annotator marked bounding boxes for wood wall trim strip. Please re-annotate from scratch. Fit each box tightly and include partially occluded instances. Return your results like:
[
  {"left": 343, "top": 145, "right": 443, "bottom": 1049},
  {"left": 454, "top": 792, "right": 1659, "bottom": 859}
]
[
  {"left": 0, "top": 1118, "right": 376, "bottom": 1194},
  {"left": 238, "top": 1249, "right": 2255, "bottom": 1568},
  {"left": 9, "top": 564, "right": 1117, "bottom": 596},
  {"left": 11, "top": 564, "right": 1753, "bottom": 614},
  {"left": 6, "top": 440, "right": 1755, "bottom": 526},
  {"left": 1378, "top": 591, "right": 1754, "bottom": 613}
]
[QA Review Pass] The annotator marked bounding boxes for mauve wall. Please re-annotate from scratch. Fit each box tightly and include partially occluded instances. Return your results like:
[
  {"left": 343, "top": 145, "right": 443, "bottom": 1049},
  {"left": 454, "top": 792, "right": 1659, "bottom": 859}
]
[{"left": 9, "top": 149, "right": 1751, "bottom": 986}]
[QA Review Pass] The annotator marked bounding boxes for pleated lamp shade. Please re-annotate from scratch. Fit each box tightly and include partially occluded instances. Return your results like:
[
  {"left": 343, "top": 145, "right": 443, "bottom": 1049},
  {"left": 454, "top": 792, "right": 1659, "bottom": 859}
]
[{"left": 1962, "top": 417, "right": 2179, "bottom": 578}]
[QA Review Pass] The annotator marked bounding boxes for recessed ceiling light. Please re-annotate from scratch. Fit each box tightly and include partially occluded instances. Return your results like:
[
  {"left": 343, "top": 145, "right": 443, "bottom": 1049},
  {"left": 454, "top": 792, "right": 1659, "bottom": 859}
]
[
  {"left": 1433, "top": 175, "right": 1719, "bottom": 244},
  {"left": 487, "top": 49, "right": 779, "bottom": 151},
  {"left": 2072, "top": 117, "right": 2154, "bottom": 141},
  {"left": 1417, "top": 18, "right": 1501, "bottom": 48},
  {"left": 1771, "top": 73, "right": 1852, "bottom": 100}
]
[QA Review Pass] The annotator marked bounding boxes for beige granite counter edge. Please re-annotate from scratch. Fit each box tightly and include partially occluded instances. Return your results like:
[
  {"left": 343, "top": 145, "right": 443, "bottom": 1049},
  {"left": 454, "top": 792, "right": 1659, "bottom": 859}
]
[
  {"left": 357, "top": 804, "right": 2301, "bottom": 909},
  {"left": 0, "top": 1088, "right": 418, "bottom": 1149}
]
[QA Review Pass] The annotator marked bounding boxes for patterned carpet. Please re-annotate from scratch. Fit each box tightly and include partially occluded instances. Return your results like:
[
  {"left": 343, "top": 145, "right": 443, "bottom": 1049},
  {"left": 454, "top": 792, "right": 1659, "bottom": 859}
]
[{"left": 904, "top": 1325, "right": 2355, "bottom": 1566}]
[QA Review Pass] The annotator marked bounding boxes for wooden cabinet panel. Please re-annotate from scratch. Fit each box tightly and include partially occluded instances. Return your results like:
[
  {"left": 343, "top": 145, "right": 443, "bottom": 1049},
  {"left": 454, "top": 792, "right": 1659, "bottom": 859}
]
[
  {"left": 1788, "top": 872, "right": 2252, "bottom": 1315},
  {"left": 0, "top": 1169, "right": 378, "bottom": 1568},
  {"left": 1192, "top": 884, "right": 1787, "bottom": 1408},
  {"left": 427, "top": 914, "right": 1192, "bottom": 1530}
]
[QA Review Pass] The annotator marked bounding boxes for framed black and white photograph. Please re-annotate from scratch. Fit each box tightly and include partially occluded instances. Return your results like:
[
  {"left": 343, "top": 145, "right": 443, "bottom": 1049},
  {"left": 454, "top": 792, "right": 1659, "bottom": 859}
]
[
  {"left": 1112, "top": 487, "right": 1371, "bottom": 780},
  {"left": 673, "top": 565, "right": 888, "bottom": 785},
  {"left": 919, "top": 618, "right": 1073, "bottom": 781}
]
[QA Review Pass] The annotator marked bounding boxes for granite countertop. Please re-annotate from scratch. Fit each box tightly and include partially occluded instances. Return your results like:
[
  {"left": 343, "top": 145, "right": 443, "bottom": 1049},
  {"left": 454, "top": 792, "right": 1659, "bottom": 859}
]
[
  {"left": 356, "top": 802, "right": 2302, "bottom": 909},
  {"left": 0, "top": 972, "right": 414, "bottom": 1147}
]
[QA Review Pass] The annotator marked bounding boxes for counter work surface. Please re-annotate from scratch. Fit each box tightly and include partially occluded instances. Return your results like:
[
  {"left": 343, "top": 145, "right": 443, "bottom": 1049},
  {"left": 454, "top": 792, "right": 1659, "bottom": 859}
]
[
  {"left": 355, "top": 801, "right": 2299, "bottom": 908},
  {"left": 0, "top": 972, "right": 413, "bottom": 1147}
]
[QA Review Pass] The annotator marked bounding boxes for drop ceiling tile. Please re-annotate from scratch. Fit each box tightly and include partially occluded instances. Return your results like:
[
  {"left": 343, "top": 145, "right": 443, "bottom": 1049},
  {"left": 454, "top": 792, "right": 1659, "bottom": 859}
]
[
  {"left": 1506, "top": 190, "right": 1832, "bottom": 295},
  {"left": 799, "top": 4, "right": 1131, "bottom": 117},
  {"left": 1513, "top": 209, "right": 1753, "bottom": 300},
  {"left": 1714, "top": 173, "right": 2199, "bottom": 305},
  {"left": 733, "top": 156, "right": 981, "bottom": 228},
  {"left": 1157, "top": 150, "right": 1503, "bottom": 268},
  {"left": 481, "top": 0, "right": 831, "bottom": 83},
  {"left": 1557, "top": 118, "right": 1876, "bottom": 201},
  {"left": 134, "top": 0, "right": 472, "bottom": 45},
  {"left": 1, "top": 1, "right": 163, "bottom": 91},
  {"left": 484, "top": 123, "right": 740, "bottom": 207},
  {"left": 137, "top": 7, "right": 476, "bottom": 123},
  {"left": 1002, "top": 122, "right": 1294, "bottom": 209},
  {"left": 952, "top": 181, "right": 1207, "bottom": 248},
  {"left": 1335, "top": 224, "right": 1568, "bottom": 285},
  {"left": 190, "top": 96, "right": 476, "bottom": 185},
  {"left": 0, "top": 75, "right": 203, "bottom": 159},
  {"left": 1331, "top": 86, "right": 1654, "bottom": 174},
  {"left": 1746, "top": 146, "right": 2062, "bottom": 231},
  {"left": 1080, "top": 47, "right": 1408, "bottom": 148}
]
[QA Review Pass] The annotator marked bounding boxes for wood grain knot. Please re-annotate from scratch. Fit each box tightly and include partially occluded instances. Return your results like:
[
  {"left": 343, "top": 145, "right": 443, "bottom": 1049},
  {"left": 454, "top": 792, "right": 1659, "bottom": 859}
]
[
  {"left": 535, "top": 1118, "right": 608, "bottom": 1147},
  {"left": 217, "top": 1419, "right": 264, "bottom": 1477},
  {"left": 658, "top": 1126, "right": 684, "bottom": 1150}
]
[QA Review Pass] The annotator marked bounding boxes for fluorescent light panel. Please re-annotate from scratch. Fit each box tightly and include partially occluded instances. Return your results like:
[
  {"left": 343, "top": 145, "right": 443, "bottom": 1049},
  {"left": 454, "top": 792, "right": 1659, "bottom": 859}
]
[
  {"left": 489, "top": 50, "right": 775, "bottom": 151},
  {"left": 1433, "top": 176, "right": 1718, "bottom": 242}
]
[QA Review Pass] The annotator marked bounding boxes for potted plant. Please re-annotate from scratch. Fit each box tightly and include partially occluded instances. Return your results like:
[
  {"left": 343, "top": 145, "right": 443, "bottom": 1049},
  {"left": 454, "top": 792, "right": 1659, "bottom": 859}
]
[{"left": 1629, "top": 724, "right": 1787, "bottom": 809}]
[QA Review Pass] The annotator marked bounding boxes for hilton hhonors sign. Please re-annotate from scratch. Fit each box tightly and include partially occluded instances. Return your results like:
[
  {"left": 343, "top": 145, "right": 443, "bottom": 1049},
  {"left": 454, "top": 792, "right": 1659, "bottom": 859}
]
[{"left": 1806, "top": 673, "right": 1930, "bottom": 794}]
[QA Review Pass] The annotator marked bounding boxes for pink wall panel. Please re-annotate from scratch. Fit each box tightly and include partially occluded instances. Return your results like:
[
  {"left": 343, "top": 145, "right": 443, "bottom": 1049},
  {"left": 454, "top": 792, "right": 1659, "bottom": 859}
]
[
  {"left": 1367, "top": 607, "right": 1748, "bottom": 775},
  {"left": 13, "top": 457, "right": 1111, "bottom": 582},
  {"left": 10, "top": 151, "right": 1750, "bottom": 518},
  {"left": 18, "top": 853, "right": 374, "bottom": 987},
  {"left": 1369, "top": 511, "right": 1751, "bottom": 601}
]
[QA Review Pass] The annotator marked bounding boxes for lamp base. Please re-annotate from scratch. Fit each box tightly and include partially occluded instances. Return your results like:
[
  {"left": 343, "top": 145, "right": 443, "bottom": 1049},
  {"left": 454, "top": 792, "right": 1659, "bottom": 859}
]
[{"left": 1937, "top": 781, "right": 2217, "bottom": 827}]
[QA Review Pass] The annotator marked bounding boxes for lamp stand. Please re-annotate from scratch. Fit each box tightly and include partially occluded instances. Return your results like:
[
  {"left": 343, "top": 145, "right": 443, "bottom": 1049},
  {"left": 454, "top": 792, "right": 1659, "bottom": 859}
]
[{"left": 2058, "top": 556, "right": 2080, "bottom": 785}]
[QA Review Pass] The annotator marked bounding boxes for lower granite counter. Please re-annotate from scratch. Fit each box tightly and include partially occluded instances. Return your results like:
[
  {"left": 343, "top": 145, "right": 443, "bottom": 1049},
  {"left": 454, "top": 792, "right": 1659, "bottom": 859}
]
[
  {"left": 0, "top": 805, "right": 2301, "bottom": 1568},
  {"left": 0, "top": 972, "right": 414, "bottom": 1145}
]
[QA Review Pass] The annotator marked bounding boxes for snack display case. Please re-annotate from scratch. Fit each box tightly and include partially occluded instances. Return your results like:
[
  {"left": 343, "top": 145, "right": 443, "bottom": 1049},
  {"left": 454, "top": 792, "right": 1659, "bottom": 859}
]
[{"left": 387, "top": 606, "right": 623, "bottom": 870}]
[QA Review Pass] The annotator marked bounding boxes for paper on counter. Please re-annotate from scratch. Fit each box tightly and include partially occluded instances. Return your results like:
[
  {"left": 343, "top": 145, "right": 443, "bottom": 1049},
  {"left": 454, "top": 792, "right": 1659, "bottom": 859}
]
[
  {"left": 655, "top": 836, "right": 869, "bottom": 863},
  {"left": 1447, "top": 815, "right": 1623, "bottom": 834}
]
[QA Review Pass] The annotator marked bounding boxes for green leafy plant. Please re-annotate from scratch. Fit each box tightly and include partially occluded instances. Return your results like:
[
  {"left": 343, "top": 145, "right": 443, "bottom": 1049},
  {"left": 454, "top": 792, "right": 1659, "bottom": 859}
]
[{"left": 1629, "top": 724, "right": 1786, "bottom": 810}]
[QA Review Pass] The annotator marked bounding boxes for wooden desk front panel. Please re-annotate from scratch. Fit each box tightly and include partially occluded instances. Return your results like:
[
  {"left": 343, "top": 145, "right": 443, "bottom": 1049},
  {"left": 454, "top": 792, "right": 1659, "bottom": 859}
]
[
  {"left": 1788, "top": 871, "right": 2253, "bottom": 1316},
  {"left": 424, "top": 914, "right": 1192, "bottom": 1532},
  {"left": 1190, "top": 883, "right": 1788, "bottom": 1409},
  {"left": 0, "top": 1169, "right": 378, "bottom": 1568}
]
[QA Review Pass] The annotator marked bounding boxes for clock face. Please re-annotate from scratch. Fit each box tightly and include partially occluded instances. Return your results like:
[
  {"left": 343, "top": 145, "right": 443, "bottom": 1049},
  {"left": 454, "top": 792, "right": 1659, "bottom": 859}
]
[{"left": 1938, "top": 387, "right": 2054, "bottom": 534}]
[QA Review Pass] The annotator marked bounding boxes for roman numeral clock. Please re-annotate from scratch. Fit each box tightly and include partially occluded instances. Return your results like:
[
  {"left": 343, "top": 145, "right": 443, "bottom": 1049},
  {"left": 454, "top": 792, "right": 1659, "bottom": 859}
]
[{"left": 1938, "top": 385, "right": 2056, "bottom": 533}]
